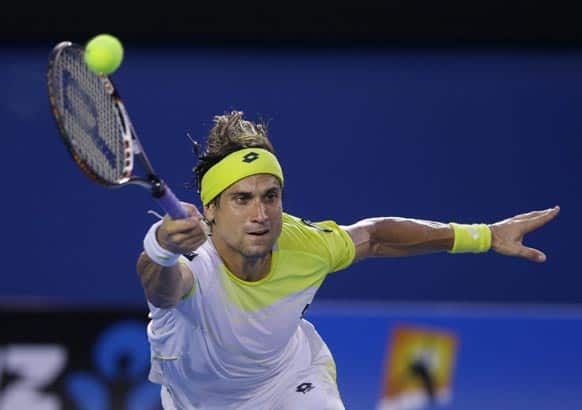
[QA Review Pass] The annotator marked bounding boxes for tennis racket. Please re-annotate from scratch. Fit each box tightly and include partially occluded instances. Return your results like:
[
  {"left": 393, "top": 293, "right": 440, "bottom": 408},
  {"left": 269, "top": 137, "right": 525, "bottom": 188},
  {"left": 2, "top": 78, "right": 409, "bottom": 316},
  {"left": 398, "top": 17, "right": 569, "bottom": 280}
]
[{"left": 47, "top": 41, "right": 189, "bottom": 219}]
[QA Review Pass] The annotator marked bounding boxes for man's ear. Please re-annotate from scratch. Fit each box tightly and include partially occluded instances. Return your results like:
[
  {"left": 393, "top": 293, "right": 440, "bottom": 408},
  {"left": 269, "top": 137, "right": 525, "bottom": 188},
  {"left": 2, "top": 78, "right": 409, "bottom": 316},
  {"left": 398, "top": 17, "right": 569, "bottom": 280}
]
[{"left": 204, "top": 203, "right": 215, "bottom": 224}]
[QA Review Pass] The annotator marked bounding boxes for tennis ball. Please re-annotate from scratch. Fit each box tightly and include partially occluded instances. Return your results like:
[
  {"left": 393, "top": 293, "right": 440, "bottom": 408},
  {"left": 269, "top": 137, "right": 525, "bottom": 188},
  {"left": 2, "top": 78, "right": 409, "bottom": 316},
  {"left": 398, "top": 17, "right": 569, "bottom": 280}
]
[{"left": 84, "top": 34, "right": 124, "bottom": 75}]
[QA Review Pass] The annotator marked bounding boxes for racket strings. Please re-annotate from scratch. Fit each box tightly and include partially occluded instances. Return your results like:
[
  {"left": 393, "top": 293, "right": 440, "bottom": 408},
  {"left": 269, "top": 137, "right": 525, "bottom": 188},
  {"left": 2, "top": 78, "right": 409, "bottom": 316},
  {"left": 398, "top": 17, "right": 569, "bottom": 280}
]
[{"left": 53, "top": 47, "right": 127, "bottom": 184}]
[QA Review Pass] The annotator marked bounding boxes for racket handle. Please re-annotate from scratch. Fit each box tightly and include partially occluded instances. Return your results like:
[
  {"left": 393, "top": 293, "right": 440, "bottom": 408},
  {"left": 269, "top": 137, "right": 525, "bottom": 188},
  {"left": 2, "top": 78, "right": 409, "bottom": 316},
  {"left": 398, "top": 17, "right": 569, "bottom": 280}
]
[{"left": 155, "top": 185, "right": 189, "bottom": 219}]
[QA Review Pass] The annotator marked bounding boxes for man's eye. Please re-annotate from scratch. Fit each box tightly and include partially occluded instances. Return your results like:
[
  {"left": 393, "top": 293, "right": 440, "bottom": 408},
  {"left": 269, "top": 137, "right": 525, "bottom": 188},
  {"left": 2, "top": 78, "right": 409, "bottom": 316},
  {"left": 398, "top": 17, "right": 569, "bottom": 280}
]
[{"left": 235, "top": 196, "right": 249, "bottom": 204}]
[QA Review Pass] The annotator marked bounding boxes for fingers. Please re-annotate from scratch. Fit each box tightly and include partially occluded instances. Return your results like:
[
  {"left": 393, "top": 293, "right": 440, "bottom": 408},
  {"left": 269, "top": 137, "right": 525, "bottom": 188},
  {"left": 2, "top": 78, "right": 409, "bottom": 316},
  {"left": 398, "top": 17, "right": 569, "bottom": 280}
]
[
  {"left": 159, "top": 220, "right": 208, "bottom": 254},
  {"left": 169, "top": 229, "right": 207, "bottom": 245},
  {"left": 517, "top": 245, "right": 547, "bottom": 263},
  {"left": 512, "top": 205, "right": 559, "bottom": 221},
  {"left": 157, "top": 202, "right": 208, "bottom": 254},
  {"left": 162, "top": 202, "right": 204, "bottom": 233},
  {"left": 496, "top": 241, "right": 548, "bottom": 263},
  {"left": 521, "top": 205, "right": 560, "bottom": 234},
  {"left": 491, "top": 205, "right": 558, "bottom": 263},
  {"left": 167, "top": 232, "right": 206, "bottom": 253},
  {"left": 163, "top": 215, "right": 203, "bottom": 234},
  {"left": 180, "top": 201, "right": 203, "bottom": 218}
]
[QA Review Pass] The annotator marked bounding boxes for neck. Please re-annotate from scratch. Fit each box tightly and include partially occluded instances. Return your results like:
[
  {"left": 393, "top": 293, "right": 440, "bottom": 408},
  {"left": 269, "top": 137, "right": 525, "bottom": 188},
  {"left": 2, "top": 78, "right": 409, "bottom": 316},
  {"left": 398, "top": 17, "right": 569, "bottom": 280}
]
[{"left": 212, "top": 239, "right": 272, "bottom": 282}]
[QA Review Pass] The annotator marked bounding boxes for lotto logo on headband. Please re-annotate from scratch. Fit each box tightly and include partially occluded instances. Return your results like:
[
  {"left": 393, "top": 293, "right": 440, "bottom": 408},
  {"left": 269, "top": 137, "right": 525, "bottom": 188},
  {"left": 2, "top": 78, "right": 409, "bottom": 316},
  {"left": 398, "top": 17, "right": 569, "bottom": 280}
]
[
  {"left": 200, "top": 148, "right": 284, "bottom": 205},
  {"left": 243, "top": 152, "right": 259, "bottom": 163}
]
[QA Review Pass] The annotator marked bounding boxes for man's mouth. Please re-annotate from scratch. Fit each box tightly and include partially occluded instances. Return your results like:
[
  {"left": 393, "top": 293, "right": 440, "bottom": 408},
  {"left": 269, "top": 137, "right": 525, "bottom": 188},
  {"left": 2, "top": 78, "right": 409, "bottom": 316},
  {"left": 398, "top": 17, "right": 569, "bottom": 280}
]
[{"left": 247, "top": 229, "right": 269, "bottom": 236}]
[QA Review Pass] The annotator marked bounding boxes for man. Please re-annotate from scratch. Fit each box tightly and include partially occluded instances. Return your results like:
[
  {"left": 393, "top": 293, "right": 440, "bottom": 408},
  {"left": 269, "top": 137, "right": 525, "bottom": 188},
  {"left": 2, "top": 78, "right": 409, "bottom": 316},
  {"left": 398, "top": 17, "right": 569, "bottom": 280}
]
[{"left": 137, "top": 111, "right": 559, "bottom": 409}]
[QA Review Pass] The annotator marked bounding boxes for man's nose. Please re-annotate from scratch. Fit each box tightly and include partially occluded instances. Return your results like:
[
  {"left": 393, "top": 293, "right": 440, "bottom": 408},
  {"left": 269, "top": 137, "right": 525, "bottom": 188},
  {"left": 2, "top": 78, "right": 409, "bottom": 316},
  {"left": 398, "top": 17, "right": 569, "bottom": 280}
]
[{"left": 251, "top": 200, "right": 268, "bottom": 222}]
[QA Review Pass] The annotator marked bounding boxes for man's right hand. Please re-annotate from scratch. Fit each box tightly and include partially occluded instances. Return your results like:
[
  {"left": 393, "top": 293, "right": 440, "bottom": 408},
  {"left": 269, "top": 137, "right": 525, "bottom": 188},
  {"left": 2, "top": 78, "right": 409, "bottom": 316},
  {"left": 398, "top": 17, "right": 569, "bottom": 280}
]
[{"left": 156, "top": 202, "right": 208, "bottom": 255}]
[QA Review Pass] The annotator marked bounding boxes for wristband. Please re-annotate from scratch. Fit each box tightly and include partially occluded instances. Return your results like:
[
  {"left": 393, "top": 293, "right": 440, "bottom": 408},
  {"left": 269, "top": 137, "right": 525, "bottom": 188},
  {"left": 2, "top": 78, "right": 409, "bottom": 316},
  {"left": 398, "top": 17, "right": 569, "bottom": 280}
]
[
  {"left": 143, "top": 221, "right": 180, "bottom": 267},
  {"left": 449, "top": 223, "right": 491, "bottom": 253}
]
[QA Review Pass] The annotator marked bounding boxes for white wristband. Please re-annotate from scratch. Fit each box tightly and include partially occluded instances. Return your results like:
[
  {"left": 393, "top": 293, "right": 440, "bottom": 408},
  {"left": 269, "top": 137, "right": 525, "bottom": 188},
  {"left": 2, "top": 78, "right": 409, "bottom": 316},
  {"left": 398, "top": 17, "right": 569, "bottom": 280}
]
[{"left": 143, "top": 221, "right": 180, "bottom": 267}]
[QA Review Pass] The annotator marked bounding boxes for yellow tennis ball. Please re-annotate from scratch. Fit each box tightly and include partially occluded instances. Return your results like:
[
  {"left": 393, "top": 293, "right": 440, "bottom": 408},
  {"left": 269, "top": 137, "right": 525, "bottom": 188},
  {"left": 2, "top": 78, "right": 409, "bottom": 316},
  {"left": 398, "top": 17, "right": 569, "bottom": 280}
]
[{"left": 84, "top": 34, "right": 124, "bottom": 75}]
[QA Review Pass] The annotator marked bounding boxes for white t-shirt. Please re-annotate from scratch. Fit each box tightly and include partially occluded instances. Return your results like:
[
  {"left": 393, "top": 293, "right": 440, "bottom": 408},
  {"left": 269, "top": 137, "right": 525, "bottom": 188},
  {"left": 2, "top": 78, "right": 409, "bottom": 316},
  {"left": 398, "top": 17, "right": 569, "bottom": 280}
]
[{"left": 146, "top": 213, "right": 355, "bottom": 408}]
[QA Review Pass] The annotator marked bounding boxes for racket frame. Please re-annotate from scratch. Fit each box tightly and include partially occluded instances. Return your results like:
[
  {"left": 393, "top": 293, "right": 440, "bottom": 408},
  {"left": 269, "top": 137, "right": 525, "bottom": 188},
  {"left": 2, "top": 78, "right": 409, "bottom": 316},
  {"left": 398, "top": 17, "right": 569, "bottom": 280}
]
[{"left": 47, "top": 41, "right": 188, "bottom": 219}]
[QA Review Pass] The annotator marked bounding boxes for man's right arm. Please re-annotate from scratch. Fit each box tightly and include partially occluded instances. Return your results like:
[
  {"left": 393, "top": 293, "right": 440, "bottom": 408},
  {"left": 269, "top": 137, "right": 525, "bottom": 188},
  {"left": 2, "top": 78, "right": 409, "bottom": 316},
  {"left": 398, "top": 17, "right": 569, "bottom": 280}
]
[
  {"left": 136, "top": 252, "right": 194, "bottom": 308},
  {"left": 136, "top": 202, "right": 207, "bottom": 309}
]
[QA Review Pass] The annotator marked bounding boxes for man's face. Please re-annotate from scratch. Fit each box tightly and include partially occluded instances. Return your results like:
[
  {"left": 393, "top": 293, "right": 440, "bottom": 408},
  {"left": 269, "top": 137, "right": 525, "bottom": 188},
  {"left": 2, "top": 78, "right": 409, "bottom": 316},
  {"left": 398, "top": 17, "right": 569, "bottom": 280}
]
[{"left": 204, "top": 174, "right": 283, "bottom": 259}]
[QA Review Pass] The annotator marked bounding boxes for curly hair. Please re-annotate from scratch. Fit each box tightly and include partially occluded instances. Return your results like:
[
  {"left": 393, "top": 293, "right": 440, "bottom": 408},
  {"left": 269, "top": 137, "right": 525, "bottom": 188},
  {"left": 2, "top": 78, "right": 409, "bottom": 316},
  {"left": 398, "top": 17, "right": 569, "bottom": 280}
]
[{"left": 191, "top": 111, "right": 275, "bottom": 203}]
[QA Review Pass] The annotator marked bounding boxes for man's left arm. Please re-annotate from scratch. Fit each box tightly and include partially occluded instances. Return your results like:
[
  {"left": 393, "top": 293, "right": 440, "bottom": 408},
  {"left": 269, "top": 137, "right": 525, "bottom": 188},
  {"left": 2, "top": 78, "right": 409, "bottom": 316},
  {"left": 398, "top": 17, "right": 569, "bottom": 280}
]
[{"left": 342, "top": 206, "right": 560, "bottom": 263}]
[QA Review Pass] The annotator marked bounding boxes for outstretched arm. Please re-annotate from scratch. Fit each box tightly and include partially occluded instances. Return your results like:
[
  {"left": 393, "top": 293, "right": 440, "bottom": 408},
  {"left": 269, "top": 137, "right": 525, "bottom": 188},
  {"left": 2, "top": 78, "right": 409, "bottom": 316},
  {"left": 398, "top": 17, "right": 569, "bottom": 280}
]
[{"left": 343, "top": 206, "right": 560, "bottom": 263}]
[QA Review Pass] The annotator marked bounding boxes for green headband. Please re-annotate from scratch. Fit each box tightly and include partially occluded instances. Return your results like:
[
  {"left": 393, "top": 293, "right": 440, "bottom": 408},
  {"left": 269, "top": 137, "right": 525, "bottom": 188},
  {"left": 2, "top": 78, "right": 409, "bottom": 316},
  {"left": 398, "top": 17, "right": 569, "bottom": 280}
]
[{"left": 200, "top": 148, "right": 284, "bottom": 205}]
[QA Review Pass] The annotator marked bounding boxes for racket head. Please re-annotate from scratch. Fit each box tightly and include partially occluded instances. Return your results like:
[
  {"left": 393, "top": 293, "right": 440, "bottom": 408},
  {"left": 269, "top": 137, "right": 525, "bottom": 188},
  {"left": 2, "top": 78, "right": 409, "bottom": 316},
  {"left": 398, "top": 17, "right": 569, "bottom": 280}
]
[{"left": 47, "top": 41, "right": 133, "bottom": 187}]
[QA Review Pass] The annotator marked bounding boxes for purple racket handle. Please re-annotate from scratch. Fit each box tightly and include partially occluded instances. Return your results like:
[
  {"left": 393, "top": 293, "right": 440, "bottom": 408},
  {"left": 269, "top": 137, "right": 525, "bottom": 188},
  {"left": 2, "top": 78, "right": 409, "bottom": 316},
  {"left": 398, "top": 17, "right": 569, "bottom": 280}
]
[{"left": 155, "top": 185, "right": 189, "bottom": 219}]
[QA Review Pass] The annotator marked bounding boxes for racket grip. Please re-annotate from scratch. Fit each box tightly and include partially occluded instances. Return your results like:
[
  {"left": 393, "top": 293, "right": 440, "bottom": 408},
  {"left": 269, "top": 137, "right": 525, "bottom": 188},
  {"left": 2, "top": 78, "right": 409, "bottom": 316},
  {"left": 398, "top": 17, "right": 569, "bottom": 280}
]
[{"left": 155, "top": 185, "right": 189, "bottom": 219}]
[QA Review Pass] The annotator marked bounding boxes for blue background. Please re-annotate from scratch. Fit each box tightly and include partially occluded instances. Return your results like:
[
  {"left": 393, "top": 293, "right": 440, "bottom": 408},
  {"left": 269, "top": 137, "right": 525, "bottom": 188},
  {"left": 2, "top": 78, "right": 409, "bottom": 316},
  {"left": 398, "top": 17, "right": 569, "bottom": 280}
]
[
  {"left": 1, "top": 46, "right": 578, "bottom": 306},
  {"left": 14, "top": 303, "right": 578, "bottom": 410},
  {"left": 310, "top": 303, "right": 582, "bottom": 410}
]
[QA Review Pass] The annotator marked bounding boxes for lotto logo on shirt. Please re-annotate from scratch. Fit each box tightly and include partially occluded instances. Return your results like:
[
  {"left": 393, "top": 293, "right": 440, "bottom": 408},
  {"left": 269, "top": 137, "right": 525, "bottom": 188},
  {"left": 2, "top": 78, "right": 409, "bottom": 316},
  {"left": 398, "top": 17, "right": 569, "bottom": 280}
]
[{"left": 377, "top": 325, "right": 458, "bottom": 410}]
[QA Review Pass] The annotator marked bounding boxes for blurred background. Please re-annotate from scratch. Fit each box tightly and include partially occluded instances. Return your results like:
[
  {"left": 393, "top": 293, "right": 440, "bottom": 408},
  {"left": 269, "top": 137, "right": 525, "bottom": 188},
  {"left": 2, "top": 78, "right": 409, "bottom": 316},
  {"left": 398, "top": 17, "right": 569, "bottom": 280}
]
[{"left": 1, "top": 1, "right": 581, "bottom": 409}]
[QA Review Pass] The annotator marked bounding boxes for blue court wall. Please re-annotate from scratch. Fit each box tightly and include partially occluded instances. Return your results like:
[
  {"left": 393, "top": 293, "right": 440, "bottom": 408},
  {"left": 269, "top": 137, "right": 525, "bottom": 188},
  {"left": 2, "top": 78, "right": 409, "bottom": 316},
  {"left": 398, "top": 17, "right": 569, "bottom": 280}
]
[
  {"left": 310, "top": 303, "right": 582, "bottom": 410},
  {"left": 0, "top": 46, "right": 579, "bottom": 306},
  {"left": 1, "top": 304, "right": 580, "bottom": 409}
]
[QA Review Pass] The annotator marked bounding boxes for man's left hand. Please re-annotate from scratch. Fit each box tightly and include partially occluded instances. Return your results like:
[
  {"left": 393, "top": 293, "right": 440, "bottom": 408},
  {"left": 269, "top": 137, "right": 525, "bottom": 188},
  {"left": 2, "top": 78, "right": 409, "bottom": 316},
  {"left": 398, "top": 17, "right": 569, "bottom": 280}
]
[{"left": 489, "top": 206, "right": 560, "bottom": 262}]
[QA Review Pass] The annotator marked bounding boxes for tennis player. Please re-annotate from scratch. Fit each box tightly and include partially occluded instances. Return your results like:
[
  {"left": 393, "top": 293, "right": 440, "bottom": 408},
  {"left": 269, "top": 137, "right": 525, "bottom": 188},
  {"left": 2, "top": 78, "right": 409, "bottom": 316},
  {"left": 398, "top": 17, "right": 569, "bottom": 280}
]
[{"left": 137, "top": 111, "right": 559, "bottom": 409}]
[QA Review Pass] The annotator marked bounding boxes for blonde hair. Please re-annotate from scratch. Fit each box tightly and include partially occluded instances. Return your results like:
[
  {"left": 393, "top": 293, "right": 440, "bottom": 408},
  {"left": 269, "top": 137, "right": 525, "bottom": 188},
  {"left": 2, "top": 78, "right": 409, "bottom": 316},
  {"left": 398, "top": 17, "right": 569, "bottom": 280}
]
[{"left": 192, "top": 111, "right": 275, "bottom": 199}]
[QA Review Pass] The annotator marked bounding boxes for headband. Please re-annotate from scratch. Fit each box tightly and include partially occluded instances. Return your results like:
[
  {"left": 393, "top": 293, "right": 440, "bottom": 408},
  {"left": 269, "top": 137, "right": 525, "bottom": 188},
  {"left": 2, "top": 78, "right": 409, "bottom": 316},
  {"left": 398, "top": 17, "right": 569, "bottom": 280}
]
[{"left": 200, "top": 148, "right": 284, "bottom": 205}]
